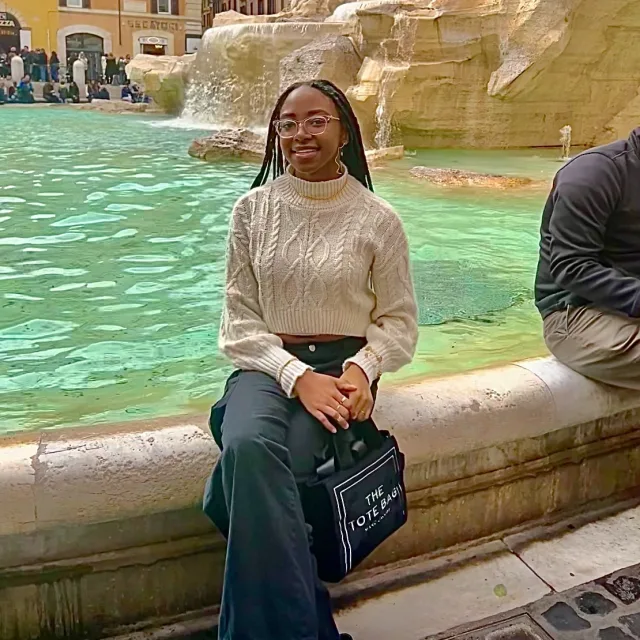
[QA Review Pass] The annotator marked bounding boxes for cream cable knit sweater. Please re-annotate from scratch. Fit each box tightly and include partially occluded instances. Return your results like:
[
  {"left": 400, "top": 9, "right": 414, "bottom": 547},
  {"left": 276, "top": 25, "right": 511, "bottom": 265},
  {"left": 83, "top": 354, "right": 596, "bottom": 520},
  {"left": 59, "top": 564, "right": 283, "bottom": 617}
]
[{"left": 219, "top": 169, "right": 419, "bottom": 396}]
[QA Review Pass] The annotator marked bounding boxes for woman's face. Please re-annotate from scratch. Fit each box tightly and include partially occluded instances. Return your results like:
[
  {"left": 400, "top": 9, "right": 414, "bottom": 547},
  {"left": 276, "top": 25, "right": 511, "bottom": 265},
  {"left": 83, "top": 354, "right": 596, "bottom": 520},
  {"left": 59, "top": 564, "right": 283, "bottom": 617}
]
[{"left": 278, "top": 86, "right": 347, "bottom": 182}]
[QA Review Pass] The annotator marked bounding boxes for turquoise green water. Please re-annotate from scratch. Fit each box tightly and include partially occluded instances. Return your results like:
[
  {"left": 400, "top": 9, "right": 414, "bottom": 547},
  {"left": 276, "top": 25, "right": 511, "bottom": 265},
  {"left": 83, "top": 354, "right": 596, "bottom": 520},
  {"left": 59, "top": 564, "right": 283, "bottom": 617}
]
[{"left": 0, "top": 109, "right": 555, "bottom": 434}]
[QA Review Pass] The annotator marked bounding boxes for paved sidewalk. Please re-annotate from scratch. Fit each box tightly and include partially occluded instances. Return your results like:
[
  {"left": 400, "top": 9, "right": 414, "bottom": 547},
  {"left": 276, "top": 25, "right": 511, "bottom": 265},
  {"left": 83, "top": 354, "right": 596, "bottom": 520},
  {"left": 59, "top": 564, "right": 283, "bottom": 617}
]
[
  {"left": 112, "top": 499, "right": 640, "bottom": 640},
  {"left": 177, "top": 561, "right": 640, "bottom": 640},
  {"left": 437, "top": 563, "right": 640, "bottom": 639}
]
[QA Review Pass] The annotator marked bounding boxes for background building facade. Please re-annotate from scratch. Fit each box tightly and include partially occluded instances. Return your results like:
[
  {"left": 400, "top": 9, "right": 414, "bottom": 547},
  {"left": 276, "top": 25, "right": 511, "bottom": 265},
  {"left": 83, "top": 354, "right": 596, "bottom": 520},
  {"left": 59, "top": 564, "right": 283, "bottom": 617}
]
[
  {"left": 0, "top": 1, "right": 201, "bottom": 67},
  {"left": 0, "top": 0, "right": 59, "bottom": 54},
  {"left": 58, "top": 0, "right": 202, "bottom": 66},
  {"left": 201, "top": 0, "right": 285, "bottom": 27}
]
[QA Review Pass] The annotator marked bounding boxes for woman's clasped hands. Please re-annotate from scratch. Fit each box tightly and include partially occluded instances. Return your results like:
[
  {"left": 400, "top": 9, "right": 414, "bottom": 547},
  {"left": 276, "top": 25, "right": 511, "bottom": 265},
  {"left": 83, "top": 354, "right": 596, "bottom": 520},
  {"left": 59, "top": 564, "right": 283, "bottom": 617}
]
[{"left": 294, "top": 363, "right": 374, "bottom": 433}]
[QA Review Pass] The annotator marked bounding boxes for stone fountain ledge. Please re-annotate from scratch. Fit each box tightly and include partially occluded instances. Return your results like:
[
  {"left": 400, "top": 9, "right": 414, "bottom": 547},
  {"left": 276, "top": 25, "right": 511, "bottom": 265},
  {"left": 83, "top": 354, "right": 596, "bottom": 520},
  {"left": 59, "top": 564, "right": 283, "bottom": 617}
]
[{"left": 3, "top": 356, "right": 640, "bottom": 639}]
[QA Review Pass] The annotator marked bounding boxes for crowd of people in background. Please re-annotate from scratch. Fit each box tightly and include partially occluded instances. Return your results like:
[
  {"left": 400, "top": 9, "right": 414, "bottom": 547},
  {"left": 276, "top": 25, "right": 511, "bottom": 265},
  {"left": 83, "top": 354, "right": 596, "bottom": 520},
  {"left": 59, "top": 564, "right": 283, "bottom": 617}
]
[
  {"left": 0, "top": 46, "right": 132, "bottom": 85},
  {"left": 0, "top": 47, "right": 60, "bottom": 82},
  {"left": 0, "top": 75, "right": 148, "bottom": 105},
  {"left": 0, "top": 46, "right": 151, "bottom": 105}
]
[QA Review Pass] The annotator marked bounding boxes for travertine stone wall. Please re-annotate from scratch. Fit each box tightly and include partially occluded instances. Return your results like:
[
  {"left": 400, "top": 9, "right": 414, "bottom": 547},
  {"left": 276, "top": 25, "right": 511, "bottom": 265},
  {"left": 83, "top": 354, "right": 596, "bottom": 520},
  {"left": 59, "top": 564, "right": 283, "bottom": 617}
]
[{"left": 131, "top": 0, "right": 640, "bottom": 148}]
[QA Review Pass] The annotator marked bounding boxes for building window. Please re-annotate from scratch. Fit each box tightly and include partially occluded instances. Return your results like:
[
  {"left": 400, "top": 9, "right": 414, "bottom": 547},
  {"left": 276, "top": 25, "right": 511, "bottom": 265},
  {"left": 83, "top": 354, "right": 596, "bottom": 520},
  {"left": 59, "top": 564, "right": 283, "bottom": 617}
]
[
  {"left": 65, "top": 0, "right": 84, "bottom": 7},
  {"left": 151, "top": 0, "right": 178, "bottom": 14}
]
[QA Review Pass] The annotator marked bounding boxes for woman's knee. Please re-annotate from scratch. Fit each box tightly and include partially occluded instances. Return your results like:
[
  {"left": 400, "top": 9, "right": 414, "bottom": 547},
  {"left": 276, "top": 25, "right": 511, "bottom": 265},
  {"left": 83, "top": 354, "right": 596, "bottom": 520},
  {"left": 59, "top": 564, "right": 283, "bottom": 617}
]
[
  {"left": 222, "top": 429, "right": 265, "bottom": 459},
  {"left": 221, "top": 426, "right": 289, "bottom": 472}
]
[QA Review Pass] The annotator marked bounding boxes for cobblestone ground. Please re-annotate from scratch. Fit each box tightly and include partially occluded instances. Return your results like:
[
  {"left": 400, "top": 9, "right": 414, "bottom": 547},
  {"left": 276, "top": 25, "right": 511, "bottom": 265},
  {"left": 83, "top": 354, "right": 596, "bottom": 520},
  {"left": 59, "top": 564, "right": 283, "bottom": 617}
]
[
  {"left": 173, "top": 565, "right": 640, "bottom": 640},
  {"left": 439, "top": 564, "right": 640, "bottom": 640}
]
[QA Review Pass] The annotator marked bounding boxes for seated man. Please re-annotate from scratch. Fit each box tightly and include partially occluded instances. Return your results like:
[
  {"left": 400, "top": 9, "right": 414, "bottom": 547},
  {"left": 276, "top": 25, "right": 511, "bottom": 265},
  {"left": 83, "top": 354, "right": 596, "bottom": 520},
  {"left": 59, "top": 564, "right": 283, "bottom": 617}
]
[
  {"left": 58, "top": 80, "right": 69, "bottom": 103},
  {"left": 121, "top": 81, "right": 133, "bottom": 102},
  {"left": 535, "top": 127, "right": 640, "bottom": 389},
  {"left": 43, "top": 81, "right": 61, "bottom": 103},
  {"left": 68, "top": 81, "right": 80, "bottom": 104},
  {"left": 96, "top": 85, "right": 110, "bottom": 100},
  {"left": 16, "top": 74, "right": 34, "bottom": 103},
  {"left": 87, "top": 81, "right": 99, "bottom": 102}
]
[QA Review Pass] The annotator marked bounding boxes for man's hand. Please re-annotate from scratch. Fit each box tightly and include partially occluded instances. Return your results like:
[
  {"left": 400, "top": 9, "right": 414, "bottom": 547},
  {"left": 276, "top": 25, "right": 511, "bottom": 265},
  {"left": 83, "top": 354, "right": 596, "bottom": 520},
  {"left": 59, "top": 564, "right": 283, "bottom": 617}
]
[
  {"left": 339, "top": 364, "right": 373, "bottom": 421},
  {"left": 294, "top": 371, "right": 357, "bottom": 433}
]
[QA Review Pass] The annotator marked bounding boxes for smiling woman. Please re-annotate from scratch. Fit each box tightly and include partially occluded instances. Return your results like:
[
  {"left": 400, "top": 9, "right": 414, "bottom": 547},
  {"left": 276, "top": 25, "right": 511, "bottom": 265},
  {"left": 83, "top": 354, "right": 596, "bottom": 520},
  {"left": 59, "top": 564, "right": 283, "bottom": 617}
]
[
  {"left": 253, "top": 80, "right": 374, "bottom": 190},
  {"left": 277, "top": 92, "right": 346, "bottom": 181},
  {"left": 203, "top": 79, "right": 418, "bottom": 640}
]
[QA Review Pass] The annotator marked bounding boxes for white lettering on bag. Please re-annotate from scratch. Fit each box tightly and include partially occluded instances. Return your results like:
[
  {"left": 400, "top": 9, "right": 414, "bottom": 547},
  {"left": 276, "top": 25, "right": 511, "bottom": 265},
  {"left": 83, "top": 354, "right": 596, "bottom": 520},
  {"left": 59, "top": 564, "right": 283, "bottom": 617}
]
[
  {"left": 334, "top": 447, "right": 404, "bottom": 576},
  {"left": 346, "top": 482, "right": 403, "bottom": 533}
]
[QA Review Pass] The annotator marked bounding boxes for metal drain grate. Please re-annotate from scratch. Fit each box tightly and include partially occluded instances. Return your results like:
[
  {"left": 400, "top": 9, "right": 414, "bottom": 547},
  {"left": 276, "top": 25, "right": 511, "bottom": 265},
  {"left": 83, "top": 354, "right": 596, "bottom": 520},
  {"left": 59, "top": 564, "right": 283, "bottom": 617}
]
[{"left": 443, "top": 614, "right": 553, "bottom": 640}]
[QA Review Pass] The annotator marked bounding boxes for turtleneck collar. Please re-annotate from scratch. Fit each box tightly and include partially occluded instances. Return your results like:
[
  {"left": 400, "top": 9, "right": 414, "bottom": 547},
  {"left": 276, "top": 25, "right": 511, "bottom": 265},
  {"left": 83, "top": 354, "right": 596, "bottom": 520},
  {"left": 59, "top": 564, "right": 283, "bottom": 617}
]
[{"left": 275, "top": 165, "right": 360, "bottom": 209}]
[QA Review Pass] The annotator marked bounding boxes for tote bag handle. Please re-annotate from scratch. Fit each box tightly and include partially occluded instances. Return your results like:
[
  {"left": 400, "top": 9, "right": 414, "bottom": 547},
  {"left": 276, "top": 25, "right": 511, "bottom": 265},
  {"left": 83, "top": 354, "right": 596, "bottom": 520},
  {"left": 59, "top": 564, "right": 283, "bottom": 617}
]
[{"left": 316, "top": 425, "right": 371, "bottom": 478}]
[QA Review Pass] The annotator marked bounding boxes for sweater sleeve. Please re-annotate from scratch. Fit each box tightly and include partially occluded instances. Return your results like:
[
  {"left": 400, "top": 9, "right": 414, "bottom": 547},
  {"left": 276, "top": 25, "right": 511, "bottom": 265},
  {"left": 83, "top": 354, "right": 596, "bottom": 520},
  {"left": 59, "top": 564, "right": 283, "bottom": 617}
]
[
  {"left": 344, "top": 207, "right": 419, "bottom": 383},
  {"left": 219, "top": 198, "right": 312, "bottom": 396},
  {"left": 548, "top": 153, "right": 640, "bottom": 317}
]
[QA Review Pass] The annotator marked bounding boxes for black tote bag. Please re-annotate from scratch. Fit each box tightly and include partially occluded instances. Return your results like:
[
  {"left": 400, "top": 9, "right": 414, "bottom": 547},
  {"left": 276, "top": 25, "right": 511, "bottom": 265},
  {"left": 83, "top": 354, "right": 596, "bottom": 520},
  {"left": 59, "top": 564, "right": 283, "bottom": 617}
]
[{"left": 301, "top": 426, "right": 408, "bottom": 583}]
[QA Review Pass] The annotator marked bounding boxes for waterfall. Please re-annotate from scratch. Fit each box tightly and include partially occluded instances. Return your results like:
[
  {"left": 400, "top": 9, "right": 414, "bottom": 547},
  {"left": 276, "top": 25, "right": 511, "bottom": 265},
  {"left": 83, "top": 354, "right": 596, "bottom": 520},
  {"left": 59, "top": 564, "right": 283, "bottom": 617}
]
[
  {"left": 559, "top": 125, "right": 572, "bottom": 161},
  {"left": 373, "top": 11, "right": 417, "bottom": 149},
  {"left": 180, "top": 22, "right": 344, "bottom": 129}
]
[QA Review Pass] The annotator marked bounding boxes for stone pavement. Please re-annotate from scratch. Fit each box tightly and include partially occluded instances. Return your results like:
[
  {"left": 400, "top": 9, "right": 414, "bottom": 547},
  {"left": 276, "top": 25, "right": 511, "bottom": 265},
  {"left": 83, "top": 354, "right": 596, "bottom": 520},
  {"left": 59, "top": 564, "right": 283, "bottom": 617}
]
[
  {"left": 156, "top": 563, "right": 640, "bottom": 640},
  {"left": 113, "top": 500, "right": 640, "bottom": 640},
  {"left": 437, "top": 563, "right": 640, "bottom": 639}
]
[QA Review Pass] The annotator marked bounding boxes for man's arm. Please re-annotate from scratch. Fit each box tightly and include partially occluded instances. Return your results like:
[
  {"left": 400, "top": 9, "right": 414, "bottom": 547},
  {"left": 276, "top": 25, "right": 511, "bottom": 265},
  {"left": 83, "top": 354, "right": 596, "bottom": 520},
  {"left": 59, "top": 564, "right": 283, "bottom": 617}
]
[{"left": 548, "top": 152, "right": 640, "bottom": 317}]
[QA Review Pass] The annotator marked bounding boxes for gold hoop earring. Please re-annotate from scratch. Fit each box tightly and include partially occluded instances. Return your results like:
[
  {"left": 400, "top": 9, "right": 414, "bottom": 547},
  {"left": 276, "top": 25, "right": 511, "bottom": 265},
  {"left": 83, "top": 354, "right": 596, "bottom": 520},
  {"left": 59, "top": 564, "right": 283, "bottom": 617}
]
[{"left": 335, "top": 143, "right": 346, "bottom": 175}]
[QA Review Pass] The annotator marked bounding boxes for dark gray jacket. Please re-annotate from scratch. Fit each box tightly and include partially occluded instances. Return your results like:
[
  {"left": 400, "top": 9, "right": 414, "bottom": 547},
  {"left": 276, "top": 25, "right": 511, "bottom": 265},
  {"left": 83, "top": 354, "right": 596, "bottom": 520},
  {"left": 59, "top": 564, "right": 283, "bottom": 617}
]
[{"left": 535, "top": 128, "right": 640, "bottom": 318}]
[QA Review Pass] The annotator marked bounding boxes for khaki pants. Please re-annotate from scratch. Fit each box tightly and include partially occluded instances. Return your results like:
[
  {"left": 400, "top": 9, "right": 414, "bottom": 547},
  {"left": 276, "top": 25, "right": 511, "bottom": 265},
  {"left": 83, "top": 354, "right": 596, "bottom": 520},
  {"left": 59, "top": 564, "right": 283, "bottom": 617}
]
[{"left": 544, "top": 306, "right": 640, "bottom": 390}]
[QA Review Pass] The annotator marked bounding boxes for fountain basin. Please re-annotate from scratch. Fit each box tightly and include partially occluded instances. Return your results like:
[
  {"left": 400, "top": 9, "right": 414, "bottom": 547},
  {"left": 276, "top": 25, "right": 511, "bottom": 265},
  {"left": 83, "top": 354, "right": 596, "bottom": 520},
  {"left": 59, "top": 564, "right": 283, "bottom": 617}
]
[
  {"left": 0, "top": 109, "right": 563, "bottom": 433},
  {"left": 3, "top": 356, "right": 640, "bottom": 639}
]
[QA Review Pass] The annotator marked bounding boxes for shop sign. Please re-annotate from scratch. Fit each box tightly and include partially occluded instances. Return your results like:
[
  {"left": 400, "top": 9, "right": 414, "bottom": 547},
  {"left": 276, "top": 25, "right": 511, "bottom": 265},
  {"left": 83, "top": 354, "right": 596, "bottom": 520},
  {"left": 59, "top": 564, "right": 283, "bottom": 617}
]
[
  {"left": 139, "top": 36, "right": 169, "bottom": 45},
  {"left": 127, "top": 19, "right": 184, "bottom": 31},
  {"left": 0, "top": 13, "right": 17, "bottom": 28},
  {"left": 0, "top": 12, "right": 19, "bottom": 38}
]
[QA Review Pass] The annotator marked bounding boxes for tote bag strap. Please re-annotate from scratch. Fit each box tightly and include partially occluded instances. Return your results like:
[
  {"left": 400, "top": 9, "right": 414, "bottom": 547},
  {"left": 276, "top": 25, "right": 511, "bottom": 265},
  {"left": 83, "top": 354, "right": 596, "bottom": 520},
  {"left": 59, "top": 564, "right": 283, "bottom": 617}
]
[
  {"left": 332, "top": 428, "right": 357, "bottom": 471},
  {"left": 316, "top": 423, "right": 377, "bottom": 478}
]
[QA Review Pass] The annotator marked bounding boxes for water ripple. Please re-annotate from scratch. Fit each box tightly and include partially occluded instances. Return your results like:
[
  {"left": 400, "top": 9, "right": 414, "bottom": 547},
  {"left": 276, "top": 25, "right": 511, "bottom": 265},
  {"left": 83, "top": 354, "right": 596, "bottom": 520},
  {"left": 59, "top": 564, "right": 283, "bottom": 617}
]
[
  {"left": 0, "top": 233, "right": 85, "bottom": 245},
  {"left": 0, "top": 109, "right": 555, "bottom": 433},
  {"left": 52, "top": 213, "right": 125, "bottom": 226}
]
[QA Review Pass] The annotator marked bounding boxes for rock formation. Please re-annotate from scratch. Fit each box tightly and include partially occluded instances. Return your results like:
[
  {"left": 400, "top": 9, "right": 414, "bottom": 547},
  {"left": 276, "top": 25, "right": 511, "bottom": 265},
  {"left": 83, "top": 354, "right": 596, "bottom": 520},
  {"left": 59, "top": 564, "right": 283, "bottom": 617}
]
[
  {"left": 211, "top": 9, "right": 274, "bottom": 25},
  {"left": 410, "top": 167, "right": 545, "bottom": 188},
  {"left": 188, "top": 129, "right": 266, "bottom": 161},
  {"left": 126, "top": 54, "right": 194, "bottom": 115},
  {"left": 142, "top": 0, "right": 640, "bottom": 150},
  {"left": 280, "top": 0, "right": 350, "bottom": 20},
  {"left": 352, "top": 0, "right": 640, "bottom": 148},
  {"left": 279, "top": 34, "right": 361, "bottom": 93},
  {"left": 181, "top": 22, "right": 346, "bottom": 127},
  {"left": 366, "top": 145, "right": 405, "bottom": 167},
  {"left": 76, "top": 100, "right": 163, "bottom": 114}
]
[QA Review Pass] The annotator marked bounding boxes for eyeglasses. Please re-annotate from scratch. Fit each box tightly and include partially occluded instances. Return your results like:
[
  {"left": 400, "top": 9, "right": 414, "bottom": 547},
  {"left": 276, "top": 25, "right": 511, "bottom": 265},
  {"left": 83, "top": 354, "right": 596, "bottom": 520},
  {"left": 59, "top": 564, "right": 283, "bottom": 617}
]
[{"left": 274, "top": 115, "right": 340, "bottom": 139}]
